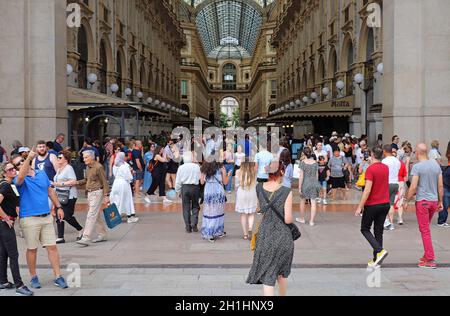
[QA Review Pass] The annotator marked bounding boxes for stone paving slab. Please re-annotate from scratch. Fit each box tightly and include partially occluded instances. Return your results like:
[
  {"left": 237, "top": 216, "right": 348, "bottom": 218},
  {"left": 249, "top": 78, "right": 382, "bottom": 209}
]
[
  {"left": 15, "top": 209, "right": 450, "bottom": 267},
  {"left": 1, "top": 267, "right": 450, "bottom": 296}
]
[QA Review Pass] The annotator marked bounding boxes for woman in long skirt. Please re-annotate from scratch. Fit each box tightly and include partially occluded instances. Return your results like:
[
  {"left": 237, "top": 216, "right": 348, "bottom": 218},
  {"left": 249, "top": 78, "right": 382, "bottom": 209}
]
[
  {"left": 143, "top": 143, "right": 155, "bottom": 192},
  {"left": 110, "top": 152, "right": 139, "bottom": 224},
  {"left": 200, "top": 162, "right": 231, "bottom": 243}
]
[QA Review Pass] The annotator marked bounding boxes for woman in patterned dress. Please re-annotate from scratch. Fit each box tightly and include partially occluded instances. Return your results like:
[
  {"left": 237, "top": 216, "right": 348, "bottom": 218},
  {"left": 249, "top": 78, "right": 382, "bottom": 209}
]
[
  {"left": 200, "top": 162, "right": 231, "bottom": 243},
  {"left": 297, "top": 147, "right": 320, "bottom": 226},
  {"left": 247, "top": 161, "right": 294, "bottom": 296}
]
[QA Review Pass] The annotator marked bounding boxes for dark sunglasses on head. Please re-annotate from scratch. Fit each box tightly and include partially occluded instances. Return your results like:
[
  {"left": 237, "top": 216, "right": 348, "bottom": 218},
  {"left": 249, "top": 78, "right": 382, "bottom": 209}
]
[{"left": 57, "top": 156, "right": 64, "bottom": 160}]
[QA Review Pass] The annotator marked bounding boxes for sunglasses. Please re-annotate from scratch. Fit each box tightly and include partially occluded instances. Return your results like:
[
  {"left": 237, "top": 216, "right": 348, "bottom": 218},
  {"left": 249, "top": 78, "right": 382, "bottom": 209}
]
[
  {"left": 57, "top": 156, "right": 64, "bottom": 160},
  {"left": 13, "top": 159, "right": 25, "bottom": 168}
]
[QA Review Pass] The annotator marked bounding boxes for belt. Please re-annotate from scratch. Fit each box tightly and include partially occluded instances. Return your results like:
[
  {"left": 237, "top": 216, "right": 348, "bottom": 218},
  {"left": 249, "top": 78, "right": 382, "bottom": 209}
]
[
  {"left": 87, "top": 188, "right": 103, "bottom": 193},
  {"left": 32, "top": 213, "right": 50, "bottom": 218}
]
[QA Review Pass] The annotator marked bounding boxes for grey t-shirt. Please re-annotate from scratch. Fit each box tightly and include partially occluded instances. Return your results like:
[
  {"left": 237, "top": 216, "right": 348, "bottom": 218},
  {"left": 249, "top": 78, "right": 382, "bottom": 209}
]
[
  {"left": 411, "top": 159, "right": 442, "bottom": 201},
  {"left": 54, "top": 165, "right": 78, "bottom": 199},
  {"left": 328, "top": 156, "right": 344, "bottom": 178}
]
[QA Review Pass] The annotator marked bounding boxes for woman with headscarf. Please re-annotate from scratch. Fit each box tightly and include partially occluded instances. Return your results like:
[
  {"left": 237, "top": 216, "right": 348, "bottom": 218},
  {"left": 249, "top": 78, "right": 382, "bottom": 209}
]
[{"left": 110, "top": 152, "right": 139, "bottom": 224}]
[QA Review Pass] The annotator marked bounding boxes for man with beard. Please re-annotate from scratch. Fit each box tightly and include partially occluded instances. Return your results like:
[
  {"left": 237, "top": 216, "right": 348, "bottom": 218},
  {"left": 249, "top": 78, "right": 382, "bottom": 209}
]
[{"left": 32, "top": 141, "right": 58, "bottom": 181}]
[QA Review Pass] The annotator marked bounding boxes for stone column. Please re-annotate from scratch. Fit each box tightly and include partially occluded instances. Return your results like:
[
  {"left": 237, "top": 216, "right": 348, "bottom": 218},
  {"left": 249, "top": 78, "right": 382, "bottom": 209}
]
[
  {"left": 0, "top": 0, "right": 67, "bottom": 151},
  {"left": 383, "top": 0, "right": 450, "bottom": 152}
]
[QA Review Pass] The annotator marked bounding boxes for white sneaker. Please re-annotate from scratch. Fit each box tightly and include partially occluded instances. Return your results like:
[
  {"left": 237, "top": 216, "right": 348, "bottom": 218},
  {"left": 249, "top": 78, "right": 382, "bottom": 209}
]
[
  {"left": 316, "top": 198, "right": 321, "bottom": 203},
  {"left": 144, "top": 196, "right": 153, "bottom": 204},
  {"left": 295, "top": 218, "right": 306, "bottom": 224},
  {"left": 322, "top": 199, "right": 328, "bottom": 205},
  {"left": 127, "top": 217, "right": 139, "bottom": 224},
  {"left": 437, "top": 223, "right": 450, "bottom": 228},
  {"left": 383, "top": 219, "right": 391, "bottom": 228},
  {"left": 163, "top": 198, "right": 173, "bottom": 204},
  {"left": 309, "top": 221, "right": 315, "bottom": 227}
]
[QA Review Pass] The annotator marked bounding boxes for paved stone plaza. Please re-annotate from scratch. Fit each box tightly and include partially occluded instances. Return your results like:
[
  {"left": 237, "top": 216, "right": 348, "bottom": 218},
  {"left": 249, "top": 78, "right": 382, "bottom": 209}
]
[{"left": 0, "top": 189, "right": 449, "bottom": 296}]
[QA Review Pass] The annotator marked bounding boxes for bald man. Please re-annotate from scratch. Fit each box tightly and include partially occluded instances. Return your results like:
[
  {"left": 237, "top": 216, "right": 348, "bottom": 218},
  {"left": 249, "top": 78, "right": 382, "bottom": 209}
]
[{"left": 405, "top": 143, "right": 444, "bottom": 269}]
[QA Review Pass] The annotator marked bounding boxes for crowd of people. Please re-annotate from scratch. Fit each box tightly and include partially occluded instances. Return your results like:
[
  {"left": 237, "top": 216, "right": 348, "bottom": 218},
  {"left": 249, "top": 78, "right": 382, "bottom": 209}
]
[{"left": 0, "top": 130, "right": 449, "bottom": 296}]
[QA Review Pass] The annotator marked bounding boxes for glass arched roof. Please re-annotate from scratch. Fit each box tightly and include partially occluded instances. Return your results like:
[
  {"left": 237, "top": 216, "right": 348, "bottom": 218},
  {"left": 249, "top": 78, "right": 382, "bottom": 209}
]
[
  {"left": 189, "top": 0, "right": 266, "bottom": 60},
  {"left": 183, "top": 0, "right": 275, "bottom": 7}
]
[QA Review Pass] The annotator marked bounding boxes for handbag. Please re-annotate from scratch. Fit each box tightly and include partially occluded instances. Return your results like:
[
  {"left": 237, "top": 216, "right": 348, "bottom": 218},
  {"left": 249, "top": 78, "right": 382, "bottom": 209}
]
[
  {"left": 356, "top": 172, "right": 366, "bottom": 188},
  {"left": 103, "top": 203, "right": 122, "bottom": 229},
  {"left": 55, "top": 188, "right": 70, "bottom": 206},
  {"left": 259, "top": 185, "right": 301, "bottom": 242}
]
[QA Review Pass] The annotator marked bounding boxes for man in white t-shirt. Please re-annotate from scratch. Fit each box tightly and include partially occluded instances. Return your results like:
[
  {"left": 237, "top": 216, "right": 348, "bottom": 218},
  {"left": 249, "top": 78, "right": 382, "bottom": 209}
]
[{"left": 382, "top": 144, "right": 401, "bottom": 230}]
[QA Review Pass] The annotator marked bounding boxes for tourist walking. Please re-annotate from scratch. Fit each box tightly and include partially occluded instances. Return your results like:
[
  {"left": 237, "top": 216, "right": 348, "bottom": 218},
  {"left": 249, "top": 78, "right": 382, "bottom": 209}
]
[
  {"left": 234, "top": 144, "right": 246, "bottom": 173},
  {"left": 235, "top": 160, "right": 258, "bottom": 240},
  {"left": 132, "top": 140, "right": 145, "bottom": 196},
  {"left": 165, "top": 139, "right": 178, "bottom": 191},
  {"left": 437, "top": 142, "right": 450, "bottom": 227},
  {"left": 73, "top": 150, "right": 110, "bottom": 246},
  {"left": 224, "top": 143, "right": 235, "bottom": 194},
  {"left": 110, "top": 152, "right": 139, "bottom": 224},
  {"left": 0, "top": 163, "right": 34, "bottom": 296},
  {"left": 429, "top": 140, "right": 442, "bottom": 165},
  {"left": 297, "top": 147, "right": 320, "bottom": 226},
  {"left": 175, "top": 152, "right": 201, "bottom": 233},
  {"left": 328, "top": 148, "right": 347, "bottom": 200},
  {"left": 355, "top": 146, "right": 390, "bottom": 269},
  {"left": 51, "top": 150, "right": 83, "bottom": 243},
  {"left": 11, "top": 149, "right": 68, "bottom": 289},
  {"left": 382, "top": 145, "right": 401, "bottom": 231},
  {"left": 318, "top": 156, "right": 330, "bottom": 204},
  {"left": 405, "top": 143, "right": 444, "bottom": 269},
  {"left": 247, "top": 161, "right": 294, "bottom": 296},
  {"left": 200, "top": 162, "right": 230, "bottom": 243},
  {"left": 145, "top": 146, "right": 172, "bottom": 204},
  {"left": 393, "top": 148, "right": 408, "bottom": 225},
  {"left": 143, "top": 143, "right": 155, "bottom": 192},
  {"left": 255, "top": 144, "right": 273, "bottom": 183},
  {"left": 280, "top": 149, "right": 293, "bottom": 189}
]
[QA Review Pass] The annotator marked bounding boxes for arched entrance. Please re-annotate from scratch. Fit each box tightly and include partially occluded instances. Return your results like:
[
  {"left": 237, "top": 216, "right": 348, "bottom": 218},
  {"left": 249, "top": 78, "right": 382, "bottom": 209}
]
[
  {"left": 85, "top": 114, "right": 122, "bottom": 142},
  {"left": 219, "top": 97, "right": 240, "bottom": 128}
]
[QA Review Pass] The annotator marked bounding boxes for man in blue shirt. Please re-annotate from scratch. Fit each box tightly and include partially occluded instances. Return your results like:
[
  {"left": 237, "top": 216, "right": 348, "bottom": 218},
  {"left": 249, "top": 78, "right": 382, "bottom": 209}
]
[
  {"left": 53, "top": 133, "right": 65, "bottom": 153},
  {"left": 12, "top": 148, "right": 68, "bottom": 290}
]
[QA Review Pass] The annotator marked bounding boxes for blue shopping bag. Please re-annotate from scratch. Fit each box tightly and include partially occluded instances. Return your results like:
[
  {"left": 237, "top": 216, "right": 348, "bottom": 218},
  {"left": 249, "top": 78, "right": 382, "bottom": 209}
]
[{"left": 103, "top": 203, "right": 122, "bottom": 229}]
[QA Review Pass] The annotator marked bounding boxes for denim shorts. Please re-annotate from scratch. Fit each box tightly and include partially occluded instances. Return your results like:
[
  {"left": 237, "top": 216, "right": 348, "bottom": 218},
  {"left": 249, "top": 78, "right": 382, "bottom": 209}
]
[
  {"left": 134, "top": 171, "right": 144, "bottom": 181},
  {"left": 320, "top": 181, "right": 328, "bottom": 189}
]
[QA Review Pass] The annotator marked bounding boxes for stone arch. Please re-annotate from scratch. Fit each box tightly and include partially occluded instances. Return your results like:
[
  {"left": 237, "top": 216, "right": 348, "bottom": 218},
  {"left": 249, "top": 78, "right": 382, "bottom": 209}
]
[
  {"left": 358, "top": 22, "right": 376, "bottom": 62},
  {"left": 78, "top": 18, "right": 95, "bottom": 63},
  {"left": 116, "top": 47, "right": 126, "bottom": 97},
  {"left": 139, "top": 63, "right": 147, "bottom": 91},
  {"left": 99, "top": 35, "right": 113, "bottom": 72},
  {"left": 308, "top": 63, "right": 316, "bottom": 88},
  {"left": 340, "top": 33, "right": 355, "bottom": 71},
  {"left": 327, "top": 46, "right": 338, "bottom": 78},
  {"left": 316, "top": 55, "right": 326, "bottom": 83},
  {"left": 129, "top": 55, "right": 138, "bottom": 95},
  {"left": 300, "top": 68, "right": 307, "bottom": 92}
]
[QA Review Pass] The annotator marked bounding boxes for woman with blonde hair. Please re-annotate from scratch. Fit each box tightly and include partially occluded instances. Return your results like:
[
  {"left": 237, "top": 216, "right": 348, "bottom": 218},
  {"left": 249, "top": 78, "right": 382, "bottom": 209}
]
[{"left": 235, "top": 160, "right": 258, "bottom": 240}]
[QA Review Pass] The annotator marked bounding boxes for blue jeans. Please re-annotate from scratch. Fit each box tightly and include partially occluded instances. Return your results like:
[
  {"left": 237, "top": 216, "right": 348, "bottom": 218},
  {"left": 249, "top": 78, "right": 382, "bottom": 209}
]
[
  {"left": 438, "top": 188, "right": 450, "bottom": 224},
  {"left": 224, "top": 163, "right": 234, "bottom": 192}
]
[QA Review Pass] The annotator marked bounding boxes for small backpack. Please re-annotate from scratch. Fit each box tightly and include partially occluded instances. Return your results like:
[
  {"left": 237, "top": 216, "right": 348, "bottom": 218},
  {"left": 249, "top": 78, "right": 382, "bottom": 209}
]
[{"left": 147, "top": 160, "right": 158, "bottom": 173}]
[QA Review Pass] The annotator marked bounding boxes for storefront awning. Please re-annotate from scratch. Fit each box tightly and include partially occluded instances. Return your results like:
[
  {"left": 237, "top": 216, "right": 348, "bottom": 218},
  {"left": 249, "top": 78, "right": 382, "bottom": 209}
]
[
  {"left": 67, "top": 87, "right": 169, "bottom": 117},
  {"left": 271, "top": 96, "right": 354, "bottom": 119}
]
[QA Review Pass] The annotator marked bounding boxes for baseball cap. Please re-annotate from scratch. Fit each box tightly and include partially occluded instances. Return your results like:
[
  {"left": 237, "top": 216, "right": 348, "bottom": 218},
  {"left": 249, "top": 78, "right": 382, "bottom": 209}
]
[{"left": 18, "top": 147, "right": 30, "bottom": 153}]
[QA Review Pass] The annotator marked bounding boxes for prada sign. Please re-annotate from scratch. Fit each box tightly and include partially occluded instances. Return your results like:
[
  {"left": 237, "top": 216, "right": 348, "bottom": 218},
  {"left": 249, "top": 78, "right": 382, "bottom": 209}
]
[{"left": 280, "top": 96, "right": 354, "bottom": 118}]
